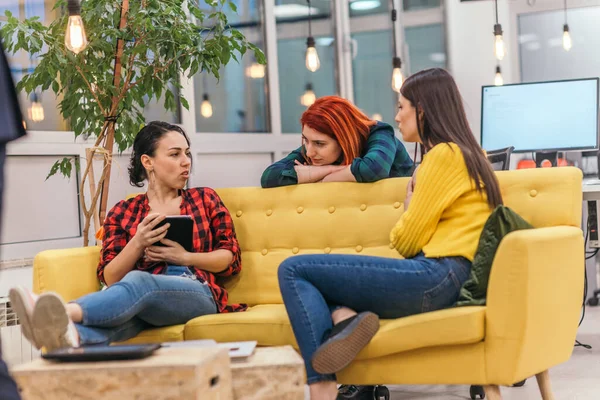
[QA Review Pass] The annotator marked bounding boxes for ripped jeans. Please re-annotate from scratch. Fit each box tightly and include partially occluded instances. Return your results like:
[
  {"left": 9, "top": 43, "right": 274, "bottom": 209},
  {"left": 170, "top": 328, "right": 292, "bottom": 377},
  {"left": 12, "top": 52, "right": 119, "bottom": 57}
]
[{"left": 72, "top": 266, "right": 217, "bottom": 345}]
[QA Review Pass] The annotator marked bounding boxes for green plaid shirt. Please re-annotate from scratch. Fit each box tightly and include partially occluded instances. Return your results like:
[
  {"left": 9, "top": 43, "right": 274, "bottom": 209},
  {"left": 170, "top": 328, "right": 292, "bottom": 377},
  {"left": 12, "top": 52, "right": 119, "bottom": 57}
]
[{"left": 261, "top": 122, "right": 414, "bottom": 188}]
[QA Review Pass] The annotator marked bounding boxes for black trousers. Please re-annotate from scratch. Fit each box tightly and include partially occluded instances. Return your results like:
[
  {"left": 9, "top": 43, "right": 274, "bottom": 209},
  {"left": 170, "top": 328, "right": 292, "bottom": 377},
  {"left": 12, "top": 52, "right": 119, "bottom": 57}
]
[{"left": 0, "top": 143, "right": 21, "bottom": 400}]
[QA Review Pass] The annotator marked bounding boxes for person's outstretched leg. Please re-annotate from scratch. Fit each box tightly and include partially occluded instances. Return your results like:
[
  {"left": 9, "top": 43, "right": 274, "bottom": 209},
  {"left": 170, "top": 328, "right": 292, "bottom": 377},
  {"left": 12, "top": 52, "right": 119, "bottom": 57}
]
[
  {"left": 11, "top": 267, "right": 218, "bottom": 350},
  {"left": 18, "top": 290, "right": 150, "bottom": 349}
]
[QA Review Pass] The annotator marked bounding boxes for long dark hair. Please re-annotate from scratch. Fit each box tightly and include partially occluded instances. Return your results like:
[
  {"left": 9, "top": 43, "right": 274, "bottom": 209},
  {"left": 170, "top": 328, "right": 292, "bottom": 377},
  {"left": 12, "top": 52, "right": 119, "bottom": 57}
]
[
  {"left": 401, "top": 68, "right": 502, "bottom": 208},
  {"left": 128, "top": 121, "right": 191, "bottom": 187}
]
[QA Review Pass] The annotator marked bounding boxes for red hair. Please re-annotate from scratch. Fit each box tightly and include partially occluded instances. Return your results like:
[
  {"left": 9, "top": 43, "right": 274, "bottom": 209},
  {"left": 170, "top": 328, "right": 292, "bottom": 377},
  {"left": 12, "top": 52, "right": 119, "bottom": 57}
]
[{"left": 300, "top": 96, "right": 376, "bottom": 165}]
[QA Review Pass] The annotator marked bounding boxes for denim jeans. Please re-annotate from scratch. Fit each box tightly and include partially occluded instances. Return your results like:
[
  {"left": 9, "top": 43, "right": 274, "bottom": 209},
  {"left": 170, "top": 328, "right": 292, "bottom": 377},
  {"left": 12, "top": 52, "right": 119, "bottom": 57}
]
[
  {"left": 277, "top": 253, "right": 471, "bottom": 384},
  {"left": 73, "top": 266, "right": 217, "bottom": 345}
]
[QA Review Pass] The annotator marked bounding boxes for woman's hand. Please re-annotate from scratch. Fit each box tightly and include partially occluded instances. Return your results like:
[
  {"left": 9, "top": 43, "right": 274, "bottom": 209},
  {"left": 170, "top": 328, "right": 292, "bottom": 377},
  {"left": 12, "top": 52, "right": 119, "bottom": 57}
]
[
  {"left": 131, "top": 213, "right": 170, "bottom": 250},
  {"left": 321, "top": 165, "right": 355, "bottom": 182},
  {"left": 145, "top": 239, "right": 190, "bottom": 266},
  {"left": 293, "top": 160, "right": 346, "bottom": 184},
  {"left": 404, "top": 167, "right": 418, "bottom": 210}
]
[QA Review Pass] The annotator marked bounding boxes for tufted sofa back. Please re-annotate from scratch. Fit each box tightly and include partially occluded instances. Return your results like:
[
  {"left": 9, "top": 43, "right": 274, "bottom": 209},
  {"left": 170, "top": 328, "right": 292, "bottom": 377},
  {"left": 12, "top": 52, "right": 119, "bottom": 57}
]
[{"left": 215, "top": 167, "right": 582, "bottom": 307}]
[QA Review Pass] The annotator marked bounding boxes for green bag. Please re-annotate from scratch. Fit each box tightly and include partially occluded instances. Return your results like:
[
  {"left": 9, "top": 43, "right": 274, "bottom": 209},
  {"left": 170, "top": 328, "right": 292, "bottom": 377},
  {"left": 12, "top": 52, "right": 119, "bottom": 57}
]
[{"left": 455, "top": 205, "right": 533, "bottom": 307}]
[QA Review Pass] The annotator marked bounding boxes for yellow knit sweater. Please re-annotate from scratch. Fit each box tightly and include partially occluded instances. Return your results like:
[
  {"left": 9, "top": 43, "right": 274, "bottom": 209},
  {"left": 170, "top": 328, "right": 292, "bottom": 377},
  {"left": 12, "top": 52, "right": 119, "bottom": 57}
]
[{"left": 390, "top": 142, "right": 493, "bottom": 261}]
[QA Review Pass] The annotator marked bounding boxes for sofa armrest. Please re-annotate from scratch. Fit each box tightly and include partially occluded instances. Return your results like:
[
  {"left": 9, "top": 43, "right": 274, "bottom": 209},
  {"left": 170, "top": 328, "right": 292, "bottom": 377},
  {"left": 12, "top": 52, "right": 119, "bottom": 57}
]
[
  {"left": 33, "top": 246, "right": 101, "bottom": 302},
  {"left": 484, "top": 226, "right": 584, "bottom": 384}
]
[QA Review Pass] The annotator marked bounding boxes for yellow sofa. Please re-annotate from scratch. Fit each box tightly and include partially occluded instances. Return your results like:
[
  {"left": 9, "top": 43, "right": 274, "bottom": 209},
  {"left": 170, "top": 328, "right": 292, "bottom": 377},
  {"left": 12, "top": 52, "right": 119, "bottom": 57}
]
[{"left": 33, "top": 167, "right": 583, "bottom": 395}]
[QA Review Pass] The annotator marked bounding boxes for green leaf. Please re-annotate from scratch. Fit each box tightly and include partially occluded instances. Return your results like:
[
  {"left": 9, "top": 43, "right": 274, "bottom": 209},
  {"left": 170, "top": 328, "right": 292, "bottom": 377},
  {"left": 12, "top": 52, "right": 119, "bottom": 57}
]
[
  {"left": 228, "top": 1, "right": 238, "bottom": 12},
  {"left": 60, "top": 157, "right": 73, "bottom": 178},
  {"left": 180, "top": 96, "right": 189, "bottom": 110},
  {"left": 253, "top": 47, "right": 266, "bottom": 64},
  {"left": 46, "top": 160, "right": 61, "bottom": 180},
  {"left": 165, "top": 89, "right": 175, "bottom": 111}
]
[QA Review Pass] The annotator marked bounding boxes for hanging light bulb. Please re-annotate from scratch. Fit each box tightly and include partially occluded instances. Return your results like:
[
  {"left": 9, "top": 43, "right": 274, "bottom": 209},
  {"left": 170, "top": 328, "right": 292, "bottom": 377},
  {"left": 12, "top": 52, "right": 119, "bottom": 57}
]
[
  {"left": 28, "top": 92, "right": 45, "bottom": 122},
  {"left": 306, "top": 37, "right": 320, "bottom": 72},
  {"left": 562, "top": 0, "right": 572, "bottom": 51},
  {"left": 492, "top": 0, "right": 505, "bottom": 60},
  {"left": 65, "top": 0, "right": 88, "bottom": 54},
  {"left": 493, "top": 24, "right": 505, "bottom": 61},
  {"left": 246, "top": 62, "right": 266, "bottom": 79},
  {"left": 391, "top": 57, "right": 404, "bottom": 92},
  {"left": 200, "top": 93, "right": 213, "bottom": 118},
  {"left": 301, "top": 83, "right": 316, "bottom": 107},
  {"left": 372, "top": 113, "right": 383, "bottom": 121},
  {"left": 305, "top": 0, "right": 320, "bottom": 72},
  {"left": 494, "top": 66, "right": 504, "bottom": 86},
  {"left": 390, "top": 2, "right": 403, "bottom": 92},
  {"left": 562, "top": 25, "right": 572, "bottom": 51}
]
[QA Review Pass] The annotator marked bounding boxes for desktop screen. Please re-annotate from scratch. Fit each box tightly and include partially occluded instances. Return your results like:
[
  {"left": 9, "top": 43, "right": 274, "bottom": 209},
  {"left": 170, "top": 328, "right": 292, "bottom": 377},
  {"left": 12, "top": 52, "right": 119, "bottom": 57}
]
[{"left": 481, "top": 78, "right": 599, "bottom": 153}]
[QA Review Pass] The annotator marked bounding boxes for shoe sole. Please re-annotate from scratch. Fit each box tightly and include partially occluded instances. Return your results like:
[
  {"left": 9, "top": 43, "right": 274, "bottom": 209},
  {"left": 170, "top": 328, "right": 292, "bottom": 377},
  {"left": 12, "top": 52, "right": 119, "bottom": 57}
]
[
  {"left": 8, "top": 287, "right": 39, "bottom": 348},
  {"left": 32, "top": 293, "right": 72, "bottom": 352},
  {"left": 312, "top": 312, "right": 379, "bottom": 374}
]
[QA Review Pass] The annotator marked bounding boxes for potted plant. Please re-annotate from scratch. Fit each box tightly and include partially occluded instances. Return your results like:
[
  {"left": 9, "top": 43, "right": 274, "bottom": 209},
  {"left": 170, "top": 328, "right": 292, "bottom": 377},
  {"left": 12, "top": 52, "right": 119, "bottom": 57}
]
[{"left": 1, "top": 0, "right": 264, "bottom": 245}]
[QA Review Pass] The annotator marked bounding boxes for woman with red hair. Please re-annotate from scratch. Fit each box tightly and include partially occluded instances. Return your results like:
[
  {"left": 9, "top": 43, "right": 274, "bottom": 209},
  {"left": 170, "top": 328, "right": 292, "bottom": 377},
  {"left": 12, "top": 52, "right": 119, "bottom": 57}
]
[{"left": 261, "top": 96, "right": 414, "bottom": 188}]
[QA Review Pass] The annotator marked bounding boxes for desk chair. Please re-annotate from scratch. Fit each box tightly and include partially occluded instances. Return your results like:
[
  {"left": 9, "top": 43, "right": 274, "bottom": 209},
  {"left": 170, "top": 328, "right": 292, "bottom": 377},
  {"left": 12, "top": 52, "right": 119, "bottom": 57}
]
[{"left": 486, "top": 146, "right": 515, "bottom": 171}]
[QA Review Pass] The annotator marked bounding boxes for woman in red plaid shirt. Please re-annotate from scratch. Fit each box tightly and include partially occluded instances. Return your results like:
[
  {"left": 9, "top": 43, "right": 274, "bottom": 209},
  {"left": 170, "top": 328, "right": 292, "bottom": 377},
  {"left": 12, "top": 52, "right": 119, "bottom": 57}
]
[{"left": 10, "top": 121, "right": 244, "bottom": 351}]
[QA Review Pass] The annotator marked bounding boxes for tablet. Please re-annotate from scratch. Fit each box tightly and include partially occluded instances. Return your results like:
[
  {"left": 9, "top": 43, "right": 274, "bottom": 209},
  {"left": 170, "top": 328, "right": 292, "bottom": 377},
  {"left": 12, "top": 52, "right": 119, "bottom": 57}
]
[
  {"left": 155, "top": 215, "right": 194, "bottom": 252},
  {"left": 42, "top": 344, "right": 161, "bottom": 362}
]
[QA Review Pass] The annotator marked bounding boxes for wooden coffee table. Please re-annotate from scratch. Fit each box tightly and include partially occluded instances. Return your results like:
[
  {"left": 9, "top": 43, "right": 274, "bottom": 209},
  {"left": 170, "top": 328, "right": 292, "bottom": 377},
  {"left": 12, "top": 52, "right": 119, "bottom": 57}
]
[
  {"left": 11, "top": 347, "right": 232, "bottom": 400},
  {"left": 230, "top": 345, "right": 305, "bottom": 400}
]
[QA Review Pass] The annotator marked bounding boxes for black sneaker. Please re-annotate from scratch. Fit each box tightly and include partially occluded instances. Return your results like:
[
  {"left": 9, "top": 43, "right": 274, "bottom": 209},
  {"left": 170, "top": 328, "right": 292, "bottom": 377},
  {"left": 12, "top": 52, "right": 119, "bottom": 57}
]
[
  {"left": 337, "top": 385, "right": 376, "bottom": 400},
  {"left": 312, "top": 311, "right": 379, "bottom": 374}
]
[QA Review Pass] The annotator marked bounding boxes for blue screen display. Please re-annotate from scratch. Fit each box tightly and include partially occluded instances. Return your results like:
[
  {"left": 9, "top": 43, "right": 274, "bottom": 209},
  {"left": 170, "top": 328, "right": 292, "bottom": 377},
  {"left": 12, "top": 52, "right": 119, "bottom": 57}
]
[{"left": 481, "top": 78, "right": 599, "bottom": 152}]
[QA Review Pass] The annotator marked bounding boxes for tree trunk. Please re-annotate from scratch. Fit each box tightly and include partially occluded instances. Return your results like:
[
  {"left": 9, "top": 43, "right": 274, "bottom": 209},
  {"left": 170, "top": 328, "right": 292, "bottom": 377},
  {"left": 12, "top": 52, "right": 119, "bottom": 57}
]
[
  {"left": 80, "top": 143, "right": 111, "bottom": 247},
  {"left": 97, "top": 0, "right": 130, "bottom": 229}
]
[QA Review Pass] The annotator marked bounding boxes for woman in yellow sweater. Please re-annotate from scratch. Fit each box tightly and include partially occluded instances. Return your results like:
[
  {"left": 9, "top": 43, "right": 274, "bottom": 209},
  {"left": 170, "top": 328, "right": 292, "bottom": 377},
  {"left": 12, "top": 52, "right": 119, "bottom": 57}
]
[{"left": 277, "top": 68, "right": 502, "bottom": 400}]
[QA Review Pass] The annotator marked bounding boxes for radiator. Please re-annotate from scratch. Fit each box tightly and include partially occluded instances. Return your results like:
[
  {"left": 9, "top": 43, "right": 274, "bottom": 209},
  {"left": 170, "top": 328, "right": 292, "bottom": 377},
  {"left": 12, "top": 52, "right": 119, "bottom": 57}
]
[{"left": 0, "top": 297, "right": 40, "bottom": 367}]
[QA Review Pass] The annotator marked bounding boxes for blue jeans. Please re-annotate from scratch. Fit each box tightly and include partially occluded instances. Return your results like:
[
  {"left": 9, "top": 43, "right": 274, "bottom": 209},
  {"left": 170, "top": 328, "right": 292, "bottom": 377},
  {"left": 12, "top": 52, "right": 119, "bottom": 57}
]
[
  {"left": 277, "top": 253, "right": 471, "bottom": 384},
  {"left": 72, "top": 266, "right": 217, "bottom": 345}
]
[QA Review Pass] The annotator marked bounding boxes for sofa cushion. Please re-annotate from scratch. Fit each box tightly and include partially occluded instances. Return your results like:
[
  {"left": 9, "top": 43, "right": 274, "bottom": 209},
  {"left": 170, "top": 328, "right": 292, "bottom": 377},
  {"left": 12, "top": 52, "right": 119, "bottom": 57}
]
[
  {"left": 356, "top": 306, "right": 486, "bottom": 360},
  {"left": 184, "top": 304, "right": 485, "bottom": 359},
  {"left": 123, "top": 324, "right": 185, "bottom": 344},
  {"left": 184, "top": 304, "right": 298, "bottom": 346}
]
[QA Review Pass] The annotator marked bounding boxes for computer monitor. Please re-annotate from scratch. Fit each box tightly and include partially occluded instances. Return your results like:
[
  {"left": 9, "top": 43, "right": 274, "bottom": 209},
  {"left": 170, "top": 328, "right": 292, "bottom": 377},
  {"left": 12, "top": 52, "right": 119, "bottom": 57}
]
[{"left": 481, "top": 78, "right": 599, "bottom": 166}]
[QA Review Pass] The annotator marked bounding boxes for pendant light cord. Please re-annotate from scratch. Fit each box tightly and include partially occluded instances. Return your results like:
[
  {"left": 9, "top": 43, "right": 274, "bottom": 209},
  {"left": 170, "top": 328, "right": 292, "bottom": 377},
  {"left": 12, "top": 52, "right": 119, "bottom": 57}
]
[
  {"left": 307, "top": 0, "right": 312, "bottom": 37},
  {"left": 391, "top": 0, "right": 398, "bottom": 58},
  {"left": 494, "top": 0, "right": 499, "bottom": 25},
  {"left": 202, "top": 73, "right": 208, "bottom": 94}
]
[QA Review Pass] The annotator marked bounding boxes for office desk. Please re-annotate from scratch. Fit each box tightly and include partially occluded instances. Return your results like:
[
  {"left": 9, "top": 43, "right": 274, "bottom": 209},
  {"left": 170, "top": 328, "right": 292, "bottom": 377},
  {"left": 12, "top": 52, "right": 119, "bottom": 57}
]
[
  {"left": 582, "top": 180, "right": 600, "bottom": 304},
  {"left": 583, "top": 179, "right": 600, "bottom": 201}
]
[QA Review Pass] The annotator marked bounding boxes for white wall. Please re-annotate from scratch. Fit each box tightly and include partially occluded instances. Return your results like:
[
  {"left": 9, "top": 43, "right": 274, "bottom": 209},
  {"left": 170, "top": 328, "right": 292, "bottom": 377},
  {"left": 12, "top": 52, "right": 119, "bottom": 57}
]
[
  {"left": 1, "top": 155, "right": 80, "bottom": 244},
  {"left": 446, "top": 0, "right": 515, "bottom": 142}
]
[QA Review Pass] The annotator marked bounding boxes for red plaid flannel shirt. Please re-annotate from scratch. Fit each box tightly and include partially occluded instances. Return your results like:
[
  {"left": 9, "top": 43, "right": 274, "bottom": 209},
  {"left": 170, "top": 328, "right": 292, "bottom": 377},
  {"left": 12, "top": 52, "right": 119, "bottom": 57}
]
[{"left": 98, "top": 187, "right": 246, "bottom": 313}]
